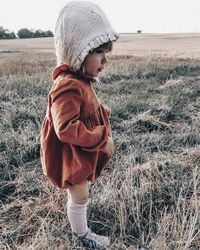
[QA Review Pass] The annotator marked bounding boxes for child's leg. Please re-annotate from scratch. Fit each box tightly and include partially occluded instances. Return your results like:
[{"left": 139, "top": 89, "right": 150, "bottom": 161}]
[
  {"left": 67, "top": 181, "right": 110, "bottom": 248},
  {"left": 67, "top": 181, "right": 89, "bottom": 236}
]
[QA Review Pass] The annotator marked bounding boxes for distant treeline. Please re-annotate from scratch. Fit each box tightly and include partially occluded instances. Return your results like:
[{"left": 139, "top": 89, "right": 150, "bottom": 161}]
[{"left": 0, "top": 26, "right": 54, "bottom": 39}]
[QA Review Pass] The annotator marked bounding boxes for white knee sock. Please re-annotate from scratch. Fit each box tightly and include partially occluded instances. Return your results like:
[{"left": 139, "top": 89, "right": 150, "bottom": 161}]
[{"left": 67, "top": 198, "right": 89, "bottom": 236}]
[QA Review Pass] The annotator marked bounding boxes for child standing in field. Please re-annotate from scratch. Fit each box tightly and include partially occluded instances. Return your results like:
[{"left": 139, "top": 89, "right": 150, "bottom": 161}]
[{"left": 40, "top": 1, "right": 119, "bottom": 249}]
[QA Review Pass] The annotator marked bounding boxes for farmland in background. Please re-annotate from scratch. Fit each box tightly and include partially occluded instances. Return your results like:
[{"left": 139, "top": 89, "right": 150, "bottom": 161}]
[{"left": 0, "top": 34, "right": 200, "bottom": 249}]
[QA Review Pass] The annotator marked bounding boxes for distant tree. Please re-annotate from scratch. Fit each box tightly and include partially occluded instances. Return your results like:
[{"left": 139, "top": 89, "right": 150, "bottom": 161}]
[
  {"left": 0, "top": 26, "right": 16, "bottom": 39},
  {"left": 137, "top": 30, "right": 142, "bottom": 34},
  {"left": 17, "top": 28, "right": 54, "bottom": 38},
  {"left": 0, "top": 26, "right": 53, "bottom": 39},
  {"left": 7, "top": 32, "right": 16, "bottom": 39},
  {"left": 33, "top": 29, "right": 54, "bottom": 38},
  {"left": 34, "top": 29, "right": 44, "bottom": 38},
  {"left": 44, "top": 30, "right": 54, "bottom": 37},
  {"left": 17, "top": 28, "right": 33, "bottom": 38},
  {"left": 0, "top": 26, "right": 8, "bottom": 38}
]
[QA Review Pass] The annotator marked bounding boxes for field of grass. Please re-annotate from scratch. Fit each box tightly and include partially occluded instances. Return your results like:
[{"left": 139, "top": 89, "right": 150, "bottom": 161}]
[{"left": 0, "top": 34, "right": 200, "bottom": 249}]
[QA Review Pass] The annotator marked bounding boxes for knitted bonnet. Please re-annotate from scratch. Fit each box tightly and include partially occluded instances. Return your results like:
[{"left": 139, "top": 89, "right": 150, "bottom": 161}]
[{"left": 54, "top": 1, "right": 119, "bottom": 70}]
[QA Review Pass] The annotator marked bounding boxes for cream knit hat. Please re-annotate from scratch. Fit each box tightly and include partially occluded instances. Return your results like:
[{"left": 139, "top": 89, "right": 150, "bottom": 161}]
[{"left": 54, "top": 1, "right": 119, "bottom": 70}]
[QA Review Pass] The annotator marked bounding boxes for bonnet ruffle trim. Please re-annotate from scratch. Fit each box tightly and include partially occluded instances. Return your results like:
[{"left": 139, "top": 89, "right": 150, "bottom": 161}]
[{"left": 73, "top": 32, "right": 119, "bottom": 70}]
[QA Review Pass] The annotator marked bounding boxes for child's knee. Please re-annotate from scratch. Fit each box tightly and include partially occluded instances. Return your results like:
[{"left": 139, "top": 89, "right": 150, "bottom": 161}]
[
  {"left": 69, "top": 193, "right": 89, "bottom": 204},
  {"left": 75, "top": 196, "right": 89, "bottom": 204},
  {"left": 68, "top": 182, "right": 90, "bottom": 204}
]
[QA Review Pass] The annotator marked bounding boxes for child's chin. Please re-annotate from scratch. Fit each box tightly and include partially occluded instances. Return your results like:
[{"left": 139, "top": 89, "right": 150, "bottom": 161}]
[
  {"left": 85, "top": 71, "right": 98, "bottom": 77},
  {"left": 92, "top": 72, "right": 99, "bottom": 77}
]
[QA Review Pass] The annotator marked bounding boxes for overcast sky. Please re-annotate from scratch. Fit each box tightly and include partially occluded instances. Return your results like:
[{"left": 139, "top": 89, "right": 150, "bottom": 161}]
[{"left": 0, "top": 0, "right": 200, "bottom": 34}]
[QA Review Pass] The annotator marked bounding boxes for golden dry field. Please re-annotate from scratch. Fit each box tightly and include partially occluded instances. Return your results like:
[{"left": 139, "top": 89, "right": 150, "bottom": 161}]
[
  {"left": 0, "top": 34, "right": 200, "bottom": 249},
  {"left": 0, "top": 33, "right": 200, "bottom": 57}
]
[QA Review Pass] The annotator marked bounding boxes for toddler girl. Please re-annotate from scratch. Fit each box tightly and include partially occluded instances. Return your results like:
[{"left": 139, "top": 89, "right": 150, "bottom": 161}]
[{"left": 40, "top": 1, "right": 119, "bottom": 249}]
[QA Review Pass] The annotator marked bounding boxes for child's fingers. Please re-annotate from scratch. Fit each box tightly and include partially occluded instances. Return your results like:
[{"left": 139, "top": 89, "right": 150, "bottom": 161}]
[{"left": 102, "top": 105, "right": 111, "bottom": 115}]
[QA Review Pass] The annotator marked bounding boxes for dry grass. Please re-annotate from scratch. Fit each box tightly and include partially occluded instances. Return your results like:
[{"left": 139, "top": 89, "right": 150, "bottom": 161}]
[{"left": 0, "top": 35, "right": 200, "bottom": 249}]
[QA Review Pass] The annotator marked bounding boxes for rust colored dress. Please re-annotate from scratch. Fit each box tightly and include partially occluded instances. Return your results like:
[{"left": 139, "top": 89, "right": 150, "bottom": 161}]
[{"left": 40, "top": 64, "right": 113, "bottom": 189}]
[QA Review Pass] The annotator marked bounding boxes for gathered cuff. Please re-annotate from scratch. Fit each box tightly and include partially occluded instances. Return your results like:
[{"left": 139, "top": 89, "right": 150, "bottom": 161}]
[{"left": 81, "top": 126, "right": 108, "bottom": 152}]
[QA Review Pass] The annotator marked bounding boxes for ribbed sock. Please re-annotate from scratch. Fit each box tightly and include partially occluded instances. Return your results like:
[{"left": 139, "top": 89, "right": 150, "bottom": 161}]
[{"left": 67, "top": 197, "right": 89, "bottom": 236}]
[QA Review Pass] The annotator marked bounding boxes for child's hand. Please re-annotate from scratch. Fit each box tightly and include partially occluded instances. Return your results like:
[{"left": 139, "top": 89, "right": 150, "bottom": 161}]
[
  {"left": 102, "top": 104, "right": 111, "bottom": 116},
  {"left": 101, "top": 136, "right": 114, "bottom": 156}
]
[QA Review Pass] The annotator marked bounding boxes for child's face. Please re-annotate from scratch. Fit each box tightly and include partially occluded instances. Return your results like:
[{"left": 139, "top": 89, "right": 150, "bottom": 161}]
[{"left": 84, "top": 47, "right": 109, "bottom": 77}]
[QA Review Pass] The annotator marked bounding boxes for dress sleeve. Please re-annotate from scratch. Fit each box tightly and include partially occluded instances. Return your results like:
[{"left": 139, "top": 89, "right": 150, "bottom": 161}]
[{"left": 50, "top": 85, "right": 108, "bottom": 151}]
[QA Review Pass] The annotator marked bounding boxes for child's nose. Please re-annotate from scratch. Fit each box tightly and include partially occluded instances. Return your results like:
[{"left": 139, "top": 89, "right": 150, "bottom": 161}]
[{"left": 102, "top": 54, "right": 108, "bottom": 64}]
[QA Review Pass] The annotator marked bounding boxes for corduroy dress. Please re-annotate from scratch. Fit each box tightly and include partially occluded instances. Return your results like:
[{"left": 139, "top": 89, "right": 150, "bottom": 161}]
[{"left": 40, "top": 64, "right": 113, "bottom": 189}]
